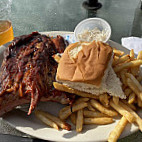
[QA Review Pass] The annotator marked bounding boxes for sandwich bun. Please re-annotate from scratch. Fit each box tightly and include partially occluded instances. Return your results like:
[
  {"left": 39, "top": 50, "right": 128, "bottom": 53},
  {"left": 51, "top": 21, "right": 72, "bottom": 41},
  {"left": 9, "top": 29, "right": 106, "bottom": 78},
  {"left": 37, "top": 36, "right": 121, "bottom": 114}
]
[
  {"left": 56, "top": 41, "right": 112, "bottom": 88},
  {"left": 56, "top": 41, "right": 126, "bottom": 99}
]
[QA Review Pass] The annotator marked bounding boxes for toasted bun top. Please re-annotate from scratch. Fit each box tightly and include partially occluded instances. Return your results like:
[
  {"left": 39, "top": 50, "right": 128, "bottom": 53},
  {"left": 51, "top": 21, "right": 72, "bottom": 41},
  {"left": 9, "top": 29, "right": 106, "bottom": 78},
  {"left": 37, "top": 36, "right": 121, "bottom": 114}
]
[{"left": 56, "top": 41, "right": 113, "bottom": 87}]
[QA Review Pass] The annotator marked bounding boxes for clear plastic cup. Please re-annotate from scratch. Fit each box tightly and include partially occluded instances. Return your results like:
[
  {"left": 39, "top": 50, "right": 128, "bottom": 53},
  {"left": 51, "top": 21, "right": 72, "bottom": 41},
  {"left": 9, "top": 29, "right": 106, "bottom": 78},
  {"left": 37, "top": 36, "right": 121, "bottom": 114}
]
[
  {"left": 0, "top": 0, "right": 14, "bottom": 46},
  {"left": 74, "top": 18, "right": 111, "bottom": 43}
]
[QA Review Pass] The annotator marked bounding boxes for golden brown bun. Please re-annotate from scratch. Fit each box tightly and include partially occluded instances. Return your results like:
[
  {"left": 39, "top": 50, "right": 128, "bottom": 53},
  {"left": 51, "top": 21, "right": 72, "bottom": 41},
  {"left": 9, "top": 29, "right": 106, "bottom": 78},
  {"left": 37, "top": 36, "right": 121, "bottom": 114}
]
[
  {"left": 53, "top": 82, "right": 98, "bottom": 99},
  {"left": 56, "top": 41, "right": 113, "bottom": 87}
]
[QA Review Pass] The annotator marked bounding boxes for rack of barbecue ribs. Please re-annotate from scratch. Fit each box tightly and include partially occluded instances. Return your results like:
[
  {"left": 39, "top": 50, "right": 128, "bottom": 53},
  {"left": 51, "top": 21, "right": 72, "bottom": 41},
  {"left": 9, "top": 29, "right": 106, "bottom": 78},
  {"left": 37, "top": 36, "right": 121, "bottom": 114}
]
[{"left": 0, "top": 32, "right": 74, "bottom": 116}]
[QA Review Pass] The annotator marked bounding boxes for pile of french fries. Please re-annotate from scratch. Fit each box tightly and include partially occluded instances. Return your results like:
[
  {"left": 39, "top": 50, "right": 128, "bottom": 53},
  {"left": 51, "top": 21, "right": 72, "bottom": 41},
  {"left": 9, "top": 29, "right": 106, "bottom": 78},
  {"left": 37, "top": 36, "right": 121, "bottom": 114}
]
[{"left": 35, "top": 49, "right": 142, "bottom": 142}]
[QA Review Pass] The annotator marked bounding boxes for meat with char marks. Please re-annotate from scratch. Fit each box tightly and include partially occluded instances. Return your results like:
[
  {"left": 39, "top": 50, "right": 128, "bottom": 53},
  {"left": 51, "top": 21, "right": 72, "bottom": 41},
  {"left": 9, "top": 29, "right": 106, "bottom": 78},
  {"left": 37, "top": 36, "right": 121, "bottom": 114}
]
[{"left": 0, "top": 32, "right": 74, "bottom": 116}]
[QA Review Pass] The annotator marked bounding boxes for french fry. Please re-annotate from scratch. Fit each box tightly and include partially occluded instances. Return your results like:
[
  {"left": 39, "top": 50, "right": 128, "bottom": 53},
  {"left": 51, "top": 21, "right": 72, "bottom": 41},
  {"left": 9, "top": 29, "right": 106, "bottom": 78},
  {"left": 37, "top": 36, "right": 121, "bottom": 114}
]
[
  {"left": 108, "top": 116, "right": 128, "bottom": 142},
  {"left": 127, "top": 78, "right": 142, "bottom": 101},
  {"left": 74, "top": 97, "right": 89, "bottom": 105},
  {"left": 128, "top": 92, "right": 136, "bottom": 104},
  {"left": 119, "top": 101, "right": 142, "bottom": 131},
  {"left": 110, "top": 100, "right": 135, "bottom": 123},
  {"left": 137, "top": 75, "right": 142, "bottom": 82},
  {"left": 35, "top": 110, "right": 59, "bottom": 130},
  {"left": 36, "top": 110, "right": 71, "bottom": 131},
  {"left": 90, "top": 99, "right": 118, "bottom": 117},
  {"left": 112, "top": 56, "right": 119, "bottom": 66},
  {"left": 87, "top": 102, "right": 96, "bottom": 111},
  {"left": 114, "top": 60, "right": 142, "bottom": 72},
  {"left": 53, "top": 82, "right": 99, "bottom": 99},
  {"left": 124, "top": 88, "right": 132, "bottom": 97},
  {"left": 76, "top": 109, "right": 83, "bottom": 132},
  {"left": 137, "top": 51, "right": 142, "bottom": 60},
  {"left": 113, "top": 96, "right": 119, "bottom": 105},
  {"left": 52, "top": 54, "right": 61, "bottom": 63},
  {"left": 113, "top": 48, "right": 124, "bottom": 56},
  {"left": 83, "top": 110, "right": 108, "bottom": 118},
  {"left": 59, "top": 102, "right": 88, "bottom": 120},
  {"left": 138, "top": 99, "right": 142, "bottom": 108},
  {"left": 126, "top": 73, "right": 142, "bottom": 92},
  {"left": 114, "top": 55, "right": 130, "bottom": 65},
  {"left": 120, "top": 69, "right": 127, "bottom": 85},
  {"left": 122, "top": 100, "right": 136, "bottom": 111},
  {"left": 130, "top": 49, "right": 135, "bottom": 60},
  {"left": 70, "top": 112, "right": 76, "bottom": 125},
  {"left": 99, "top": 93, "right": 109, "bottom": 107},
  {"left": 35, "top": 110, "right": 71, "bottom": 130},
  {"left": 84, "top": 117, "right": 114, "bottom": 125},
  {"left": 130, "top": 67, "right": 140, "bottom": 77},
  {"left": 113, "top": 55, "right": 120, "bottom": 60}
]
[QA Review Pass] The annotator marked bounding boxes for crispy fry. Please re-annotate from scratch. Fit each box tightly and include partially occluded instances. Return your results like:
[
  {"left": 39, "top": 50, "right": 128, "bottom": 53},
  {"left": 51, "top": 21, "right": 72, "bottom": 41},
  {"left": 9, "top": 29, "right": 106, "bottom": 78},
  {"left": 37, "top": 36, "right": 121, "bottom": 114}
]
[
  {"left": 87, "top": 102, "right": 96, "bottom": 111},
  {"left": 137, "top": 75, "right": 142, "bottom": 82},
  {"left": 59, "top": 102, "right": 88, "bottom": 120},
  {"left": 130, "top": 49, "right": 135, "bottom": 60},
  {"left": 114, "top": 55, "right": 120, "bottom": 60},
  {"left": 90, "top": 99, "right": 118, "bottom": 117},
  {"left": 130, "top": 67, "right": 140, "bottom": 77},
  {"left": 138, "top": 99, "right": 142, "bottom": 108},
  {"left": 120, "top": 55, "right": 130, "bottom": 63},
  {"left": 128, "top": 92, "right": 136, "bottom": 104},
  {"left": 127, "top": 78, "right": 142, "bottom": 101},
  {"left": 70, "top": 112, "right": 76, "bottom": 125},
  {"left": 121, "top": 100, "right": 136, "bottom": 111},
  {"left": 53, "top": 82, "right": 98, "bottom": 99},
  {"left": 137, "top": 51, "right": 142, "bottom": 60},
  {"left": 99, "top": 94, "right": 105, "bottom": 104},
  {"left": 83, "top": 110, "right": 108, "bottom": 118},
  {"left": 76, "top": 109, "right": 83, "bottom": 132},
  {"left": 52, "top": 54, "right": 61, "bottom": 63},
  {"left": 99, "top": 93, "right": 109, "bottom": 107},
  {"left": 112, "top": 56, "right": 119, "bottom": 66},
  {"left": 129, "top": 104, "right": 137, "bottom": 111},
  {"left": 126, "top": 73, "right": 142, "bottom": 92},
  {"left": 74, "top": 97, "right": 89, "bottom": 105},
  {"left": 84, "top": 117, "right": 114, "bottom": 125},
  {"left": 113, "top": 96, "right": 119, "bottom": 105},
  {"left": 110, "top": 100, "right": 135, "bottom": 123},
  {"left": 108, "top": 116, "right": 128, "bottom": 142},
  {"left": 119, "top": 101, "right": 142, "bottom": 131},
  {"left": 114, "top": 60, "right": 142, "bottom": 72},
  {"left": 124, "top": 88, "right": 132, "bottom": 97},
  {"left": 120, "top": 69, "right": 127, "bottom": 85},
  {"left": 35, "top": 110, "right": 59, "bottom": 130},
  {"left": 114, "top": 55, "right": 130, "bottom": 65},
  {"left": 113, "top": 48, "right": 124, "bottom": 56},
  {"left": 35, "top": 110, "right": 71, "bottom": 130}
]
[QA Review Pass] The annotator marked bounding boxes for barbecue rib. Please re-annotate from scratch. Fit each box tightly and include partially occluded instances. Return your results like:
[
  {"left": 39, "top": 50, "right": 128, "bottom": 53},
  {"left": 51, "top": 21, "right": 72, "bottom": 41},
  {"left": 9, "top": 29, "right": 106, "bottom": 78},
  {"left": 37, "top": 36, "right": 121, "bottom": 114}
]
[{"left": 0, "top": 32, "right": 74, "bottom": 116}]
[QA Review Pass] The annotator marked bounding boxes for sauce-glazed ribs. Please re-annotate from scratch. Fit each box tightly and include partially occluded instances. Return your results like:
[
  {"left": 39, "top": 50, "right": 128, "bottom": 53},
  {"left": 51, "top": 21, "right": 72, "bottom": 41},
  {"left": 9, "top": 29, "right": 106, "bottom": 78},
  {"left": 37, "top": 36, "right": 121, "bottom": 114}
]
[{"left": 0, "top": 32, "right": 74, "bottom": 116}]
